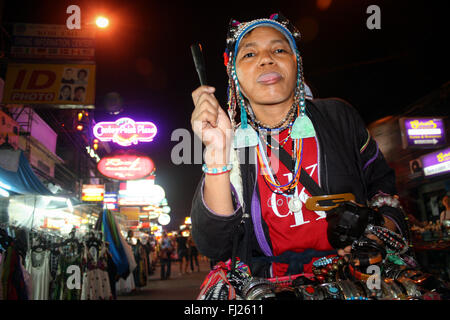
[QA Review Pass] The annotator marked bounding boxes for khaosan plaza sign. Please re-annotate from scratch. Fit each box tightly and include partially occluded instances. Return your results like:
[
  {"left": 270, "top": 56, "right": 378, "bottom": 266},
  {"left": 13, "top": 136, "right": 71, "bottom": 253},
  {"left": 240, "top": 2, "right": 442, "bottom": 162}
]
[
  {"left": 400, "top": 117, "right": 446, "bottom": 148},
  {"left": 93, "top": 117, "right": 157, "bottom": 147},
  {"left": 421, "top": 147, "right": 450, "bottom": 177},
  {"left": 98, "top": 154, "right": 155, "bottom": 180}
]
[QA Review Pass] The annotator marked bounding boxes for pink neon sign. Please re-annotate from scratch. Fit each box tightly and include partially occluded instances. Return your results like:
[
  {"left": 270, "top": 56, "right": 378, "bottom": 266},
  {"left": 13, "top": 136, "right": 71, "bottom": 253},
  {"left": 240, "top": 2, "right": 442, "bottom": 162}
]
[{"left": 93, "top": 117, "right": 157, "bottom": 147}]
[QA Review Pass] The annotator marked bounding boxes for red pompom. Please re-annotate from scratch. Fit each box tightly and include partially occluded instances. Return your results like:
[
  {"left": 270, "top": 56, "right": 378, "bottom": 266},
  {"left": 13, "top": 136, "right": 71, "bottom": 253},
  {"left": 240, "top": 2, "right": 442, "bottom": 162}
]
[{"left": 223, "top": 52, "right": 229, "bottom": 67}]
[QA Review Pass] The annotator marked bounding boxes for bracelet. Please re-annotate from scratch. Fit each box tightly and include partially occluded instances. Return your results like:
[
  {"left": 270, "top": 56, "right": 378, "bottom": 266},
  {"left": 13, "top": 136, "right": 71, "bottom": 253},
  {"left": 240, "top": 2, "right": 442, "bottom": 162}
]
[
  {"left": 202, "top": 164, "right": 233, "bottom": 175},
  {"left": 383, "top": 279, "right": 407, "bottom": 300},
  {"left": 369, "top": 192, "right": 402, "bottom": 210},
  {"left": 298, "top": 285, "right": 325, "bottom": 300},
  {"left": 336, "top": 280, "right": 369, "bottom": 300},
  {"left": 312, "top": 256, "right": 339, "bottom": 268},
  {"left": 352, "top": 237, "right": 387, "bottom": 259},
  {"left": 312, "top": 257, "right": 343, "bottom": 283},
  {"left": 348, "top": 264, "right": 372, "bottom": 281},
  {"left": 365, "top": 225, "right": 408, "bottom": 254},
  {"left": 396, "top": 277, "right": 421, "bottom": 298},
  {"left": 379, "top": 280, "right": 396, "bottom": 299},
  {"left": 351, "top": 251, "right": 383, "bottom": 268},
  {"left": 319, "top": 283, "right": 342, "bottom": 300}
]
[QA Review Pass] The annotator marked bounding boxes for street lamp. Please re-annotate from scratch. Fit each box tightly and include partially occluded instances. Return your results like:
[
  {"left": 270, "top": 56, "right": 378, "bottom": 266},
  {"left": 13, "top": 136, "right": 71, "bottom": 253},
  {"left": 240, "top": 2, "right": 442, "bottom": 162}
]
[{"left": 95, "top": 16, "right": 109, "bottom": 29}]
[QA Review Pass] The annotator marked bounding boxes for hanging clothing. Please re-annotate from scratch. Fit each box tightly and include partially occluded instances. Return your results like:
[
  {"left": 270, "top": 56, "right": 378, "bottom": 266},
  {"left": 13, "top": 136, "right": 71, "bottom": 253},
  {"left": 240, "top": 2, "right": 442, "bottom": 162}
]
[
  {"left": 2, "top": 245, "right": 28, "bottom": 300},
  {"left": 50, "top": 252, "right": 82, "bottom": 300},
  {"left": 81, "top": 245, "right": 112, "bottom": 300},
  {"left": 102, "top": 210, "right": 130, "bottom": 278},
  {"left": 132, "top": 242, "right": 148, "bottom": 288},
  {"left": 116, "top": 271, "right": 135, "bottom": 295},
  {"left": 25, "top": 249, "right": 51, "bottom": 300},
  {"left": 48, "top": 249, "right": 62, "bottom": 300},
  {"left": 106, "top": 250, "right": 117, "bottom": 299},
  {"left": 19, "top": 256, "right": 32, "bottom": 300}
]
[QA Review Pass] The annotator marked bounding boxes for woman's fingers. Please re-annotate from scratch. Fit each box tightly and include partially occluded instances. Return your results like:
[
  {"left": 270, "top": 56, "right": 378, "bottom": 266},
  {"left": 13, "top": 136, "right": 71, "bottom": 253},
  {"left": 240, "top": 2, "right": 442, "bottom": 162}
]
[
  {"left": 192, "top": 86, "right": 216, "bottom": 106},
  {"left": 191, "top": 86, "right": 220, "bottom": 129}
]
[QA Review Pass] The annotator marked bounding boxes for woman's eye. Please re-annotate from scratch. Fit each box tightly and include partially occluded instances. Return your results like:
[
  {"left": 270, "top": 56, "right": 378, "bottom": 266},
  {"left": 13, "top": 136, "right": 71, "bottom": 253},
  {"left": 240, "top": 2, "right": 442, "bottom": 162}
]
[
  {"left": 243, "top": 52, "right": 255, "bottom": 58},
  {"left": 274, "top": 48, "right": 286, "bottom": 53}
]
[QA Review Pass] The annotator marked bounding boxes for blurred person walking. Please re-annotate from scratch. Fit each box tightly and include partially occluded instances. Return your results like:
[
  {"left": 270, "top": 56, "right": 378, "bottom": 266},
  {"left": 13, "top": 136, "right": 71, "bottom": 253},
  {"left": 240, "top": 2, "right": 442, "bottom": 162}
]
[
  {"left": 176, "top": 233, "right": 189, "bottom": 275},
  {"left": 159, "top": 232, "right": 174, "bottom": 280},
  {"left": 188, "top": 235, "right": 200, "bottom": 272}
]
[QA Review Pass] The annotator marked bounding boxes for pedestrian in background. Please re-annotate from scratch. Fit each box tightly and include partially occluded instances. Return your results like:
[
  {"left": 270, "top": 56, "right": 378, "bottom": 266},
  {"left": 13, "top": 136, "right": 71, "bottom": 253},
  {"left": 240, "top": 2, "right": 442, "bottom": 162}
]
[
  {"left": 176, "top": 233, "right": 189, "bottom": 275},
  {"left": 159, "top": 232, "right": 173, "bottom": 280},
  {"left": 187, "top": 235, "right": 200, "bottom": 272}
]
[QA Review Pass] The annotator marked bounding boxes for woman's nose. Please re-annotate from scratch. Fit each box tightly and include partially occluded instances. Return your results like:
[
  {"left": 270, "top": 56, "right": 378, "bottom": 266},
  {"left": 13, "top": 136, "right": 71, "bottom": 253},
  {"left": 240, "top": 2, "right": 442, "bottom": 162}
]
[{"left": 259, "top": 51, "right": 274, "bottom": 66}]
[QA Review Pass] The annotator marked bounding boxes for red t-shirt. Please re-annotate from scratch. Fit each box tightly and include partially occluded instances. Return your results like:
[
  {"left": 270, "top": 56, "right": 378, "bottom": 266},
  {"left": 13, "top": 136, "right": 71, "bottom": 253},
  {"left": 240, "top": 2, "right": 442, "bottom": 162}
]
[{"left": 257, "top": 129, "right": 333, "bottom": 277}]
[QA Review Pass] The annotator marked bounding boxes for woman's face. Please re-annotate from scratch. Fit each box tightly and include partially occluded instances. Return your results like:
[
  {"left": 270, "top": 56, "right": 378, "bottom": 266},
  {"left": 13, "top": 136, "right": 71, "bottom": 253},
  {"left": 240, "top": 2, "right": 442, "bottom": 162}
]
[{"left": 235, "top": 27, "right": 297, "bottom": 106}]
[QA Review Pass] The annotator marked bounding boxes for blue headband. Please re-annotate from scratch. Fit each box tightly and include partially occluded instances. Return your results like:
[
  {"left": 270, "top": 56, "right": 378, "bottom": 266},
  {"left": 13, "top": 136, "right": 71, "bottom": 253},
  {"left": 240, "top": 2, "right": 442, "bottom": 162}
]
[{"left": 233, "top": 19, "right": 298, "bottom": 58}]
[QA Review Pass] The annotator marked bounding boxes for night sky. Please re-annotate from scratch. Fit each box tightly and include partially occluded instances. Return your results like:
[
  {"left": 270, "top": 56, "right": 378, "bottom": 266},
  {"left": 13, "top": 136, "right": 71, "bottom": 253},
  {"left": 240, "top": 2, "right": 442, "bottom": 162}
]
[{"left": 2, "top": 0, "right": 448, "bottom": 229}]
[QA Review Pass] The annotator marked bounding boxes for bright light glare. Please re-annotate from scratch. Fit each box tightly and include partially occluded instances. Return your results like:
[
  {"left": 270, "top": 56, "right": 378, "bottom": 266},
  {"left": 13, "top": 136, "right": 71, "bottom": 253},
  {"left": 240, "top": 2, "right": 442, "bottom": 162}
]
[
  {"left": 66, "top": 199, "right": 74, "bottom": 213},
  {"left": 96, "top": 16, "right": 109, "bottom": 28},
  {"left": 0, "top": 180, "right": 11, "bottom": 190},
  {"left": 0, "top": 187, "right": 9, "bottom": 197}
]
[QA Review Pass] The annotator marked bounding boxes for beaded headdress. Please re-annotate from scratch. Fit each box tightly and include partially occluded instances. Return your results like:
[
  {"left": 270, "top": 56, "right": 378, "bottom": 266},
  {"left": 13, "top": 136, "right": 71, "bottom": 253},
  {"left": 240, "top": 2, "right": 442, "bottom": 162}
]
[{"left": 223, "top": 13, "right": 315, "bottom": 147}]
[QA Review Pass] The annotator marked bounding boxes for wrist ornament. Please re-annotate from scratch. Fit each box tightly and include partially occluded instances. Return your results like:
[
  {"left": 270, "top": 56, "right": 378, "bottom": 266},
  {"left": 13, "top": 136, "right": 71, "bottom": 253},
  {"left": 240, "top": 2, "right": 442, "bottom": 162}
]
[{"left": 202, "top": 163, "right": 233, "bottom": 175}]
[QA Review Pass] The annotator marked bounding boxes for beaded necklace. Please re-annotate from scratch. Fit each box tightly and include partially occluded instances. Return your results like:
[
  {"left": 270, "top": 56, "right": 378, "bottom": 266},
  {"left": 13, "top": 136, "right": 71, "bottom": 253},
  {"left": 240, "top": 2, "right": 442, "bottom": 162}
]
[
  {"left": 244, "top": 98, "right": 298, "bottom": 130},
  {"left": 257, "top": 120, "right": 294, "bottom": 150},
  {"left": 256, "top": 136, "right": 303, "bottom": 195}
]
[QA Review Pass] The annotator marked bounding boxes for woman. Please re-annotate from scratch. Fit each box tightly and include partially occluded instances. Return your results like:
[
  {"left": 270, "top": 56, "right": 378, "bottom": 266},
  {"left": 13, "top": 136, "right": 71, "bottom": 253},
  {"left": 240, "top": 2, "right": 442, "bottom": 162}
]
[{"left": 190, "top": 13, "right": 409, "bottom": 278}]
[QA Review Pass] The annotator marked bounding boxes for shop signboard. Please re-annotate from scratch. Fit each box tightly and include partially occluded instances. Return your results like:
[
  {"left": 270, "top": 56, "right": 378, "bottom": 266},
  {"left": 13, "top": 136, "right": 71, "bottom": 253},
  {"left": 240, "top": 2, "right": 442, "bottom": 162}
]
[
  {"left": 97, "top": 154, "right": 154, "bottom": 180},
  {"left": 81, "top": 184, "right": 105, "bottom": 201},
  {"left": 118, "top": 179, "right": 164, "bottom": 206},
  {"left": 103, "top": 193, "right": 117, "bottom": 204},
  {"left": 421, "top": 147, "right": 450, "bottom": 177},
  {"left": 103, "top": 193, "right": 118, "bottom": 211},
  {"left": 10, "top": 23, "right": 95, "bottom": 61},
  {"left": 93, "top": 117, "right": 157, "bottom": 147},
  {"left": 400, "top": 117, "right": 446, "bottom": 148},
  {"left": 2, "top": 63, "right": 96, "bottom": 105}
]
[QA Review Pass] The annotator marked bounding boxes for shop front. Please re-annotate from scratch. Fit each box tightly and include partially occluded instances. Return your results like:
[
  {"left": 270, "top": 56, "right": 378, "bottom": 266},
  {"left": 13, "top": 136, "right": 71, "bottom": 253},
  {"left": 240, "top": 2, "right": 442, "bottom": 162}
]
[{"left": 368, "top": 82, "right": 450, "bottom": 281}]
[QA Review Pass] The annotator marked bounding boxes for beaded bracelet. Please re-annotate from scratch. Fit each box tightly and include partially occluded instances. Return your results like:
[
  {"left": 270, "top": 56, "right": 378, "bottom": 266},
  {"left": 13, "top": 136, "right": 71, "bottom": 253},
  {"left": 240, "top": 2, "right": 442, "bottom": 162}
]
[
  {"left": 202, "top": 164, "right": 233, "bottom": 175},
  {"left": 366, "top": 224, "right": 408, "bottom": 254}
]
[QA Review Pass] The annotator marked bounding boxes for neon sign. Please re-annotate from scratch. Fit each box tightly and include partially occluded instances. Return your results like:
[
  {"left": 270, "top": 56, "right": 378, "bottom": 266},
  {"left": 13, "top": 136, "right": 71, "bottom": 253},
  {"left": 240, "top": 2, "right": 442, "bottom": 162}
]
[
  {"left": 93, "top": 117, "right": 157, "bottom": 147},
  {"left": 421, "top": 147, "right": 450, "bottom": 177},
  {"left": 81, "top": 184, "right": 105, "bottom": 202},
  {"left": 97, "top": 155, "right": 154, "bottom": 180},
  {"left": 401, "top": 117, "right": 446, "bottom": 148}
]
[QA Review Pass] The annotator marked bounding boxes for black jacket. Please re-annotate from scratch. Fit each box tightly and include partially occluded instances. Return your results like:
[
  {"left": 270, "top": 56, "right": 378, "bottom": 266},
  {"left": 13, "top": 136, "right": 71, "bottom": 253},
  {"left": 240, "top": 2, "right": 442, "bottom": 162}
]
[{"left": 190, "top": 98, "right": 402, "bottom": 277}]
